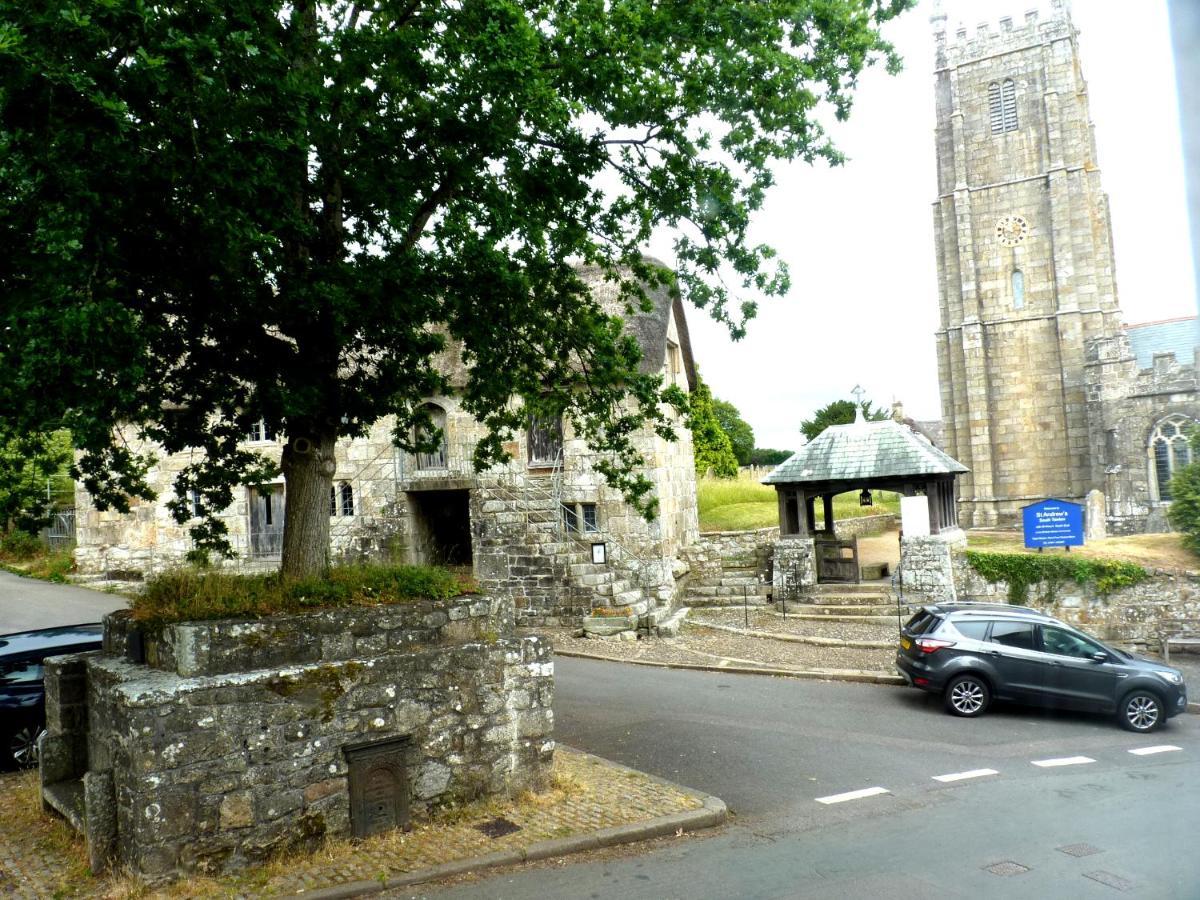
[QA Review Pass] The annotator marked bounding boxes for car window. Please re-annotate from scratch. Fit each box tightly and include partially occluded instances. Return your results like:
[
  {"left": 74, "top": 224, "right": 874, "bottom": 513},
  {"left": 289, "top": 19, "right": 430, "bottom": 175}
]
[
  {"left": 951, "top": 620, "right": 990, "bottom": 641},
  {"left": 1041, "top": 625, "right": 1105, "bottom": 659},
  {"left": 904, "top": 611, "right": 941, "bottom": 636},
  {"left": 0, "top": 660, "right": 43, "bottom": 685},
  {"left": 989, "top": 621, "right": 1035, "bottom": 650}
]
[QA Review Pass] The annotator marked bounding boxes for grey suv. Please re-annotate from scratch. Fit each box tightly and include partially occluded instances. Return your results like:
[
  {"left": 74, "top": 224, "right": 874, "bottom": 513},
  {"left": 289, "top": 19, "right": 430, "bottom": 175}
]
[{"left": 896, "top": 604, "right": 1187, "bottom": 732}]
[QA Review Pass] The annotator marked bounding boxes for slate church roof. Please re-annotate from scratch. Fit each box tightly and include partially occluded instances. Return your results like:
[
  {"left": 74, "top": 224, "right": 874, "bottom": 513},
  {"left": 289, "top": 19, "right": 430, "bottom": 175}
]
[
  {"left": 764, "top": 419, "right": 968, "bottom": 485},
  {"left": 1125, "top": 316, "right": 1200, "bottom": 369}
]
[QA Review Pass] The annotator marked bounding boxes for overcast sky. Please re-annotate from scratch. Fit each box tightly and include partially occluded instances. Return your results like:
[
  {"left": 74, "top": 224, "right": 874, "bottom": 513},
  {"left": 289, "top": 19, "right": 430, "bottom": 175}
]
[{"left": 650, "top": 0, "right": 1197, "bottom": 452}]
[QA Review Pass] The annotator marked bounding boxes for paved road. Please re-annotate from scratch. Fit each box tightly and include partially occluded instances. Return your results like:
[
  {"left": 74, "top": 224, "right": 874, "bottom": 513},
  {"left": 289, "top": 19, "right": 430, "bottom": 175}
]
[
  {"left": 403, "top": 657, "right": 1199, "bottom": 900},
  {"left": 0, "top": 570, "right": 127, "bottom": 634}
]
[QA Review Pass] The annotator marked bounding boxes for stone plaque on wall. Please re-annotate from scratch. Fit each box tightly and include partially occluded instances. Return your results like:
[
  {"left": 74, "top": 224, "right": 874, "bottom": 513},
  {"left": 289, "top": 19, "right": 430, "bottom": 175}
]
[{"left": 344, "top": 735, "right": 411, "bottom": 839}]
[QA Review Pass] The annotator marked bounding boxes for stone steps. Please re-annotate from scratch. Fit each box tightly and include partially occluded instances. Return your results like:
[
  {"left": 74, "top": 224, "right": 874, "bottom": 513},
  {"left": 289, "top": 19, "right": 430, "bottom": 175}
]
[{"left": 788, "top": 603, "right": 913, "bottom": 617}]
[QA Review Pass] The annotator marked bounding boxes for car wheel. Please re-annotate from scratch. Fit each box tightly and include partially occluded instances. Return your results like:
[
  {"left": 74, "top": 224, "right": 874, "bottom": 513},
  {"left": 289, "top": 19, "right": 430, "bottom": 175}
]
[
  {"left": 1118, "top": 690, "right": 1164, "bottom": 733},
  {"left": 944, "top": 674, "right": 991, "bottom": 718},
  {"left": 8, "top": 723, "right": 45, "bottom": 769}
]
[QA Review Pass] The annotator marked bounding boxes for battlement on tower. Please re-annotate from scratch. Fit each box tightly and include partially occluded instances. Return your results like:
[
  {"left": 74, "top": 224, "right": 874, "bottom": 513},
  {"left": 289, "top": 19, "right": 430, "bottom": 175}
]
[{"left": 933, "top": 1, "right": 1073, "bottom": 69}]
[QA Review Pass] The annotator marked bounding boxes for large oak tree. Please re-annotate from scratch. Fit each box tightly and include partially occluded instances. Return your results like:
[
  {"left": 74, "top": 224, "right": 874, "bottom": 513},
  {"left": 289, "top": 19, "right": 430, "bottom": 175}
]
[{"left": 0, "top": 0, "right": 910, "bottom": 578}]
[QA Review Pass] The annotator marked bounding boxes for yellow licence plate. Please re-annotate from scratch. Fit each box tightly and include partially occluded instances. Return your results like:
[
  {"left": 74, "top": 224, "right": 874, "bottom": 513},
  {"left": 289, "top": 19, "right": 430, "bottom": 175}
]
[{"left": 901, "top": 638, "right": 911, "bottom": 650}]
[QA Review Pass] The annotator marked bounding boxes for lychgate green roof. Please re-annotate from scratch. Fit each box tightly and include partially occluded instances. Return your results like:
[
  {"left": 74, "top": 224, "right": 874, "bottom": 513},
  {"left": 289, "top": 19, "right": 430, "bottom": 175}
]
[{"left": 763, "top": 419, "right": 968, "bottom": 485}]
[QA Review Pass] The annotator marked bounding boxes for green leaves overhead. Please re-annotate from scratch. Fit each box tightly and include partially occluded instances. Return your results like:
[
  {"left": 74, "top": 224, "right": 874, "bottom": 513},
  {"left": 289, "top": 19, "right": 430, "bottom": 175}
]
[{"left": 0, "top": 0, "right": 911, "bottom": 560}]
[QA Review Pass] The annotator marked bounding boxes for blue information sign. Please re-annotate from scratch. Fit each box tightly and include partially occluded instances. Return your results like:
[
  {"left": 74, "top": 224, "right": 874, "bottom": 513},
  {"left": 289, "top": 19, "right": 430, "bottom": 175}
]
[{"left": 1022, "top": 499, "right": 1084, "bottom": 549}]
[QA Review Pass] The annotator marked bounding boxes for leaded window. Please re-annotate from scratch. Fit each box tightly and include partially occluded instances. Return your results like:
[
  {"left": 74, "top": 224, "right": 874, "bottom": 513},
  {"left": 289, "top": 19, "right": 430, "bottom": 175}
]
[{"left": 1149, "top": 414, "right": 1196, "bottom": 502}]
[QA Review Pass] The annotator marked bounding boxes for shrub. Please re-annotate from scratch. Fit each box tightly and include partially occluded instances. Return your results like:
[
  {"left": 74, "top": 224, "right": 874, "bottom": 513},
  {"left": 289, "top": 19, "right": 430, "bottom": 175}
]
[
  {"left": 1168, "top": 433, "right": 1200, "bottom": 555},
  {"left": 132, "top": 563, "right": 477, "bottom": 625},
  {"left": 965, "top": 551, "right": 1147, "bottom": 604},
  {"left": 0, "top": 530, "right": 42, "bottom": 561}
]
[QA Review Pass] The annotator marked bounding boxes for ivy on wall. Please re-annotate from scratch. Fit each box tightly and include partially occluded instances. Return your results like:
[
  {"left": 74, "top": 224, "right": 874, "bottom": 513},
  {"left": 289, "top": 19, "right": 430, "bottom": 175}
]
[{"left": 964, "top": 551, "right": 1147, "bottom": 604}]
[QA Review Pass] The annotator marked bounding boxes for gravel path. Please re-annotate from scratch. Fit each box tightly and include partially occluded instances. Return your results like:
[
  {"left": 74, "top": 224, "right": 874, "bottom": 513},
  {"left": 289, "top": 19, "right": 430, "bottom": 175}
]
[
  {"left": 550, "top": 622, "right": 897, "bottom": 673},
  {"left": 689, "top": 607, "right": 903, "bottom": 644}
]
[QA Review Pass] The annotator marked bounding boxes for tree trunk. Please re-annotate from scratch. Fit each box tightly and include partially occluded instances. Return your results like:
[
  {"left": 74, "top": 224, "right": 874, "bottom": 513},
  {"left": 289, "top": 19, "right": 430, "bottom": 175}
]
[{"left": 279, "top": 431, "right": 337, "bottom": 580}]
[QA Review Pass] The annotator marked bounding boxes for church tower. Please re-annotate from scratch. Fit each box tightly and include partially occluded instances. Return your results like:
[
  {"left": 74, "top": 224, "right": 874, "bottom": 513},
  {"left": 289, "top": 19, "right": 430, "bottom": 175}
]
[{"left": 931, "top": 0, "right": 1122, "bottom": 527}]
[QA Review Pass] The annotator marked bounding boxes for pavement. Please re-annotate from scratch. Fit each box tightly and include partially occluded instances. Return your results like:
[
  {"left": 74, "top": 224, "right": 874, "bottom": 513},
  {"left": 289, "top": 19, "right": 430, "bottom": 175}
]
[
  {"left": 398, "top": 655, "right": 1199, "bottom": 899},
  {"left": 0, "top": 570, "right": 127, "bottom": 635},
  {"left": 0, "top": 746, "right": 724, "bottom": 899}
]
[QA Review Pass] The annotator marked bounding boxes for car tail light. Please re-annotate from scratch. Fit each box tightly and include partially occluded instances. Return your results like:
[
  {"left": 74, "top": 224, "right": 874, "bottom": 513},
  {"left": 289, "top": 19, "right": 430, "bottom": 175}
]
[{"left": 914, "top": 638, "right": 956, "bottom": 655}]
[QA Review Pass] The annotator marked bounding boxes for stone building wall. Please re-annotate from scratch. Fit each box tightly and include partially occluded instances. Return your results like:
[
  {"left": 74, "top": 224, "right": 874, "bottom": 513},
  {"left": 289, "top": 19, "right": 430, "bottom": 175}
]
[
  {"left": 1085, "top": 333, "right": 1200, "bottom": 534},
  {"left": 931, "top": 4, "right": 1124, "bottom": 529},
  {"left": 40, "top": 596, "right": 553, "bottom": 881}
]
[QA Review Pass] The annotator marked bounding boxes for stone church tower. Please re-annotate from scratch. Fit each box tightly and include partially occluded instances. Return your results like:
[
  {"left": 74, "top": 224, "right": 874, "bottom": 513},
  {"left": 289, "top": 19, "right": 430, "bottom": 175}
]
[{"left": 931, "top": 0, "right": 1122, "bottom": 527}]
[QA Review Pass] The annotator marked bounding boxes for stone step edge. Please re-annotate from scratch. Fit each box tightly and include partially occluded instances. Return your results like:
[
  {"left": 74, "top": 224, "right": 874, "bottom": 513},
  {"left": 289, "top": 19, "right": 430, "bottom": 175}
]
[
  {"left": 300, "top": 751, "right": 727, "bottom": 900},
  {"left": 686, "top": 619, "right": 893, "bottom": 649},
  {"left": 754, "top": 612, "right": 906, "bottom": 624}
]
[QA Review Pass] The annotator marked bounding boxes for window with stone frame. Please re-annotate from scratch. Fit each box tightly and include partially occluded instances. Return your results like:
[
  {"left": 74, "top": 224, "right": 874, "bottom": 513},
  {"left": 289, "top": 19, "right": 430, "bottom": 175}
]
[
  {"left": 561, "top": 502, "right": 599, "bottom": 534},
  {"left": 988, "top": 79, "right": 1018, "bottom": 134},
  {"left": 329, "top": 481, "right": 355, "bottom": 516},
  {"left": 527, "top": 413, "right": 563, "bottom": 467},
  {"left": 1149, "top": 414, "right": 1196, "bottom": 502},
  {"left": 411, "top": 403, "right": 449, "bottom": 470},
  {"left": 245, "top": 419, "right": 277, "bottom": 443}
]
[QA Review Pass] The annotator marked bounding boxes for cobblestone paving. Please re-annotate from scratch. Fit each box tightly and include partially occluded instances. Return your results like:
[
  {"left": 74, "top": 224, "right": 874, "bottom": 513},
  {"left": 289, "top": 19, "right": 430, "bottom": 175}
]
[{"left": 0, "top": 748, "right": 703, "bottom": 899}]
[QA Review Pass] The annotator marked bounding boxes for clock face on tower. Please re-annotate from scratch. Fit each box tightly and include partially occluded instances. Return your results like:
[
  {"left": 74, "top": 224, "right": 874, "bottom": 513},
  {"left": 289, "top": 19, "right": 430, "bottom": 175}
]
[{"left": 995, "top": 214, "right": 1029, "bottom": 247}]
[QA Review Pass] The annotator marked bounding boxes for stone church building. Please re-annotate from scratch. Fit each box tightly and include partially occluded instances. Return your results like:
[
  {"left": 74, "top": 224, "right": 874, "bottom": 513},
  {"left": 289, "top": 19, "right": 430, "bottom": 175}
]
[
  {"left": 931, "top": 0, "right": 1200, "bottom": 533},
  {"left": 74, "top": 266, "right": 700, "bottom": 627}
]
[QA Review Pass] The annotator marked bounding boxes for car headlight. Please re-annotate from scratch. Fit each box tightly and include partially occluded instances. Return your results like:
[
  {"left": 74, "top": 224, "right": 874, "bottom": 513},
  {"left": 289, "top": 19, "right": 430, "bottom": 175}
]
[{"left": 1154, "top": 670, "right": 1184, "bottom": 686}]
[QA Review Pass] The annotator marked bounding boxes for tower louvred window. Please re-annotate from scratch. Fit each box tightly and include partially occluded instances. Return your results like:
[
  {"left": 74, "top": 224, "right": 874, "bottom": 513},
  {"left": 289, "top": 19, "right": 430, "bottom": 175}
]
[{"left": 989, "top": 80, "right": 1018, "bottom": 134}]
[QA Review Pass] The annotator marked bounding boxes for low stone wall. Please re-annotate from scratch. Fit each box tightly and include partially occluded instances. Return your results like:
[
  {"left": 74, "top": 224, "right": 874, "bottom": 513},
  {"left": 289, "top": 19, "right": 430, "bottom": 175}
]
[
  {"left": 772, "top": 537, "right": 815, "bottom": 600},
  {"left": 41, "top": 596, "right": 553, "bottom": 882},
  {"left": 954, "top": 563, "right": 1200, "bottom": 646},
  {"left": 834, "top": 514, "right": 898, "bottom": 539},
  {"left": 680, "top": 528, "right": 775, "bottom": 604}
]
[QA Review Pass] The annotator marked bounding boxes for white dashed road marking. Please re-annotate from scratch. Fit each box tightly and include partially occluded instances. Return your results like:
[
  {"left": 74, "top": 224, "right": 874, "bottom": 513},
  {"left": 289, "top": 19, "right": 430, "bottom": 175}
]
[
  {"left": 815, "top": 786, "right": 890, "bottom": 805},
  {"left": 1128, "top": 745, "right": 1182, "bottom": 756},
  {"left": 1031, "top": 756, "right": 1095, "bottom": 768},
  {"left": 932, "top": 768, "right": 999, "bottom": 783}
]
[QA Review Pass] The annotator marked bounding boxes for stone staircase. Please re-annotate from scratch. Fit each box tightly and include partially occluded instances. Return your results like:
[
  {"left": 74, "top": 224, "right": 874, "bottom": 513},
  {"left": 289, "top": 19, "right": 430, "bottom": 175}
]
[{"left": 775, "top": 583, "right": 916, "bottom": 624}]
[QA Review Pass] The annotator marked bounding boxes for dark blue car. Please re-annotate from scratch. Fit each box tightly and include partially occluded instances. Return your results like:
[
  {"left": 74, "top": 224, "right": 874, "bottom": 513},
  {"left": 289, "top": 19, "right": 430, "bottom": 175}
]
[{"left": 0, "top": 624, "right": 103, "bottom": 768}]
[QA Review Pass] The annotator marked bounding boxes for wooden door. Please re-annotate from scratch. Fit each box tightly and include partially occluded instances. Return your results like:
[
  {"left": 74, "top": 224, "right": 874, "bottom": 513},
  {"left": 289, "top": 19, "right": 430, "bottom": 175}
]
[
  {"left": 248, "top": 486, "right": 285, "bottom": 558},
  {"left": 815, "top": 536, "right": 859, "bottom": 583}
]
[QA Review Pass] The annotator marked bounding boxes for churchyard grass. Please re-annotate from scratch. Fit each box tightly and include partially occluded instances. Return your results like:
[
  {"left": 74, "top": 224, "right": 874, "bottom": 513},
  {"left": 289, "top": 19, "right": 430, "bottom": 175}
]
[{"left": 698, "top": 470, "right": 900, "bottom": 532}]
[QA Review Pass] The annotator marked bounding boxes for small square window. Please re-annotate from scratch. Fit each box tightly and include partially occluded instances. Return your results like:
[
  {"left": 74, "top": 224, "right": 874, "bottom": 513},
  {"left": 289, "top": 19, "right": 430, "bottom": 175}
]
[
  {"left": 562, "top": 502, "right": 599, "bottom": 534},
  {"left": 190, "top": 489, "right": 203, "bottom": 519}
]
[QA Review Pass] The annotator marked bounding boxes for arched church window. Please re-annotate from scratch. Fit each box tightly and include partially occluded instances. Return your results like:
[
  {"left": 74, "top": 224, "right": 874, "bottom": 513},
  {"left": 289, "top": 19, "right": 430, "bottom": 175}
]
[
  {"left": 1149, "top": 414, "right": 1196, "bottom": 502},
  {"left": 989, "top": 79, "right": 1018, "bottom": 134},
  {"left": 1011, "top": 270, "right": 1025, "bottom": 309}
]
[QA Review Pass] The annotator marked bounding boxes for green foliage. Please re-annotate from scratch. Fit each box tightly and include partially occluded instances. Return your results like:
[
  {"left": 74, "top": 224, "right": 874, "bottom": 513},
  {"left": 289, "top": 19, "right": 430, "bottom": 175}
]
[
  {"left": 0, "top": 0, "right": 911, "bottom": 575},
  {"left": 749, "top": 448, "right": 792, "bottom": 466},
  {"left": 711, "top": 398, "right": 755, "bottom": 467},
  {"left": 801, "top": 398, "right": 889, "bottom": 442},
  {"left": 0, "top": 429, "right": 72, "bottom": 534},
  {"left": 1168, "top": 428, "right": 1200, "bottom": 554},
  {"left": 689, "top": 379, "right": 739, "bottom": 478},
  {"left": 0, "top": 530, "right": 41, "bottom": 561},
  {"left": 965, "top": 551, "right": 1148, "bottom": 604},
  {"left": 132, "top": 563, "right": 475, "bottom": 625}
]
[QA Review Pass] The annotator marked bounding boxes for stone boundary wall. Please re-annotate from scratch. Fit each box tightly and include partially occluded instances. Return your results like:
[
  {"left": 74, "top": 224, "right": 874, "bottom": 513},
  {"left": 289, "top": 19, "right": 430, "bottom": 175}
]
[
  {"left": 953, "top": 561, "right": 1200, "bottom": 647},
  {"left": 899, "top": 531, "right": 967, "bottom": 602},
  {"left": 834, "top": 514, "right": 898, "bottom": 539},
  {"left": 680, "top": 528, "right": 776, "bottom": 604},
  {"left": 41, "top": 596, "right": 553, "bottom": 882}
]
